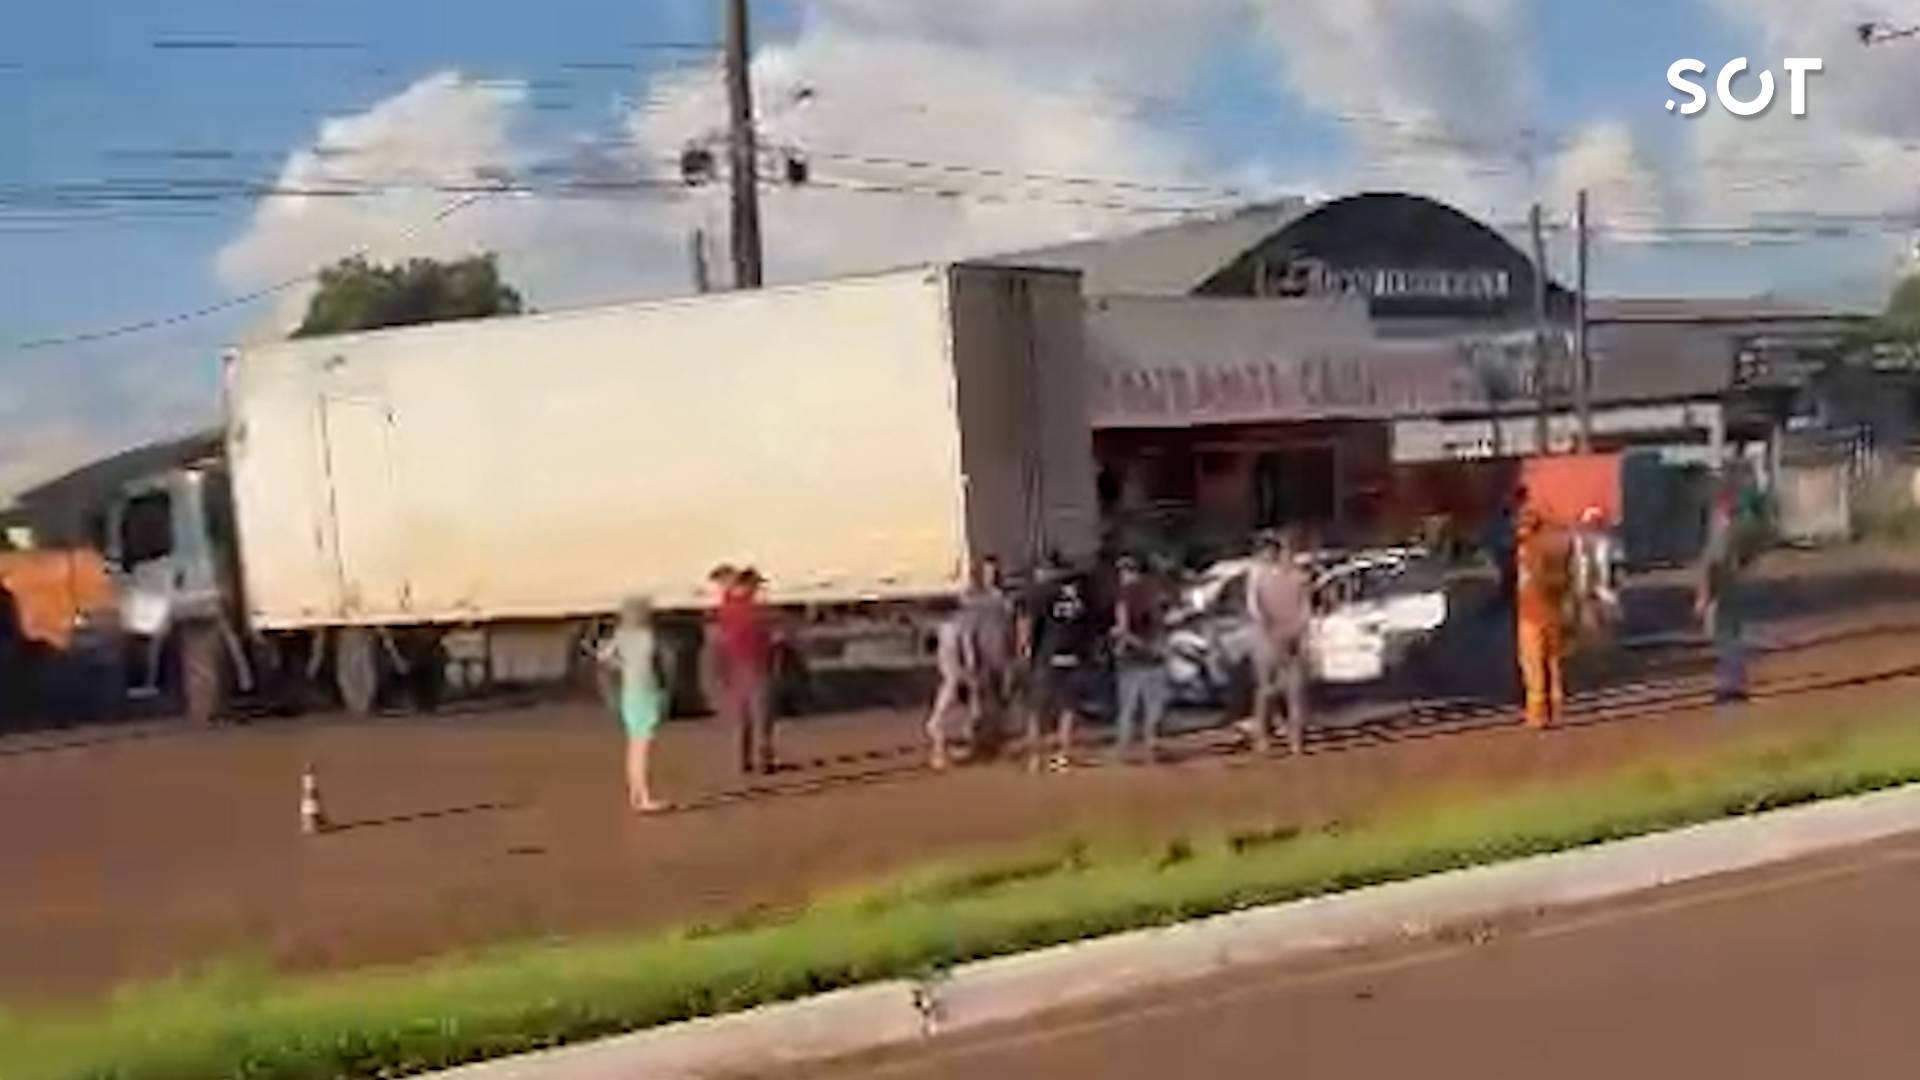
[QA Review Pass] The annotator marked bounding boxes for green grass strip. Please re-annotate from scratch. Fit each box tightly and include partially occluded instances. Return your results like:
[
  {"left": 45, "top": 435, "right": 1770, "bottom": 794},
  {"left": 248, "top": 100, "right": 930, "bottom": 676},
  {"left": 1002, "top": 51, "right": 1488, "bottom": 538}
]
[{"left": 9, "top": 711, "right": 1920, "bottom": 1080}]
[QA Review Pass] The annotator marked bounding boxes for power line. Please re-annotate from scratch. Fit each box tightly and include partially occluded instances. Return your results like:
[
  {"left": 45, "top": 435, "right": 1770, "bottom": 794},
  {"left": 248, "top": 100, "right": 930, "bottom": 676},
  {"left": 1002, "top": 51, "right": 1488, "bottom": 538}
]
[
  {"left": 0, "top": 176, "right": 698, "bottom": 210},
  {"left": 10, "top": 191, "right": 496, "bottom": 352},
  {"left": 2, "top": 139, "right": 1251, "bottom": 210},
  {"left": 11, "top": 271, "right": 325, "bottom": 351},
  {"left": 789, "top": 147, "right": 1245, "bottom": 199},
  {"left": 585, "top": 134, "right": 1253, "bottom": 201},
  {"left": 784, "top": 172, "right": 1218, "bottom": 216},
  {"left": 150, "top": 39, "right": 370, "bottom": 52}
]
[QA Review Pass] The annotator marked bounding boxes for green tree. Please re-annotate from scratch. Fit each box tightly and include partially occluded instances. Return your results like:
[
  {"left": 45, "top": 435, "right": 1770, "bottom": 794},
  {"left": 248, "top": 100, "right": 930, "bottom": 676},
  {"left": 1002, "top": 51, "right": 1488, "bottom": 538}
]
[
  {"left": 293, "top": 254, "right": 524, "bottom": 338},
  {"left": 1883, "top": 274, "right": 1920, "bottom": 341}
]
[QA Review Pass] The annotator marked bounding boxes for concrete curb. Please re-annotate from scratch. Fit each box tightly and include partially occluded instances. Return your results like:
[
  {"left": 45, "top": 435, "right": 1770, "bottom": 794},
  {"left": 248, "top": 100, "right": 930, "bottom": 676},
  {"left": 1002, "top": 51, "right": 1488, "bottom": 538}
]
[
  {"left": 437, "top": 783, "right": 1920, "bottom": 1079},
  {"left": 434, "top": 979, "right": 927, "bottom": 1080}
]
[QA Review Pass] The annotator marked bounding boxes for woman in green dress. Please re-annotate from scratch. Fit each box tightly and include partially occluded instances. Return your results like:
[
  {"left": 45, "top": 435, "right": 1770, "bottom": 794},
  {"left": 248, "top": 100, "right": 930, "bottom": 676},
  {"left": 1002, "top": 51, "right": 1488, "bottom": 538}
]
[{"left": 599, "top": 596, "right": 670, "bottom": 813}]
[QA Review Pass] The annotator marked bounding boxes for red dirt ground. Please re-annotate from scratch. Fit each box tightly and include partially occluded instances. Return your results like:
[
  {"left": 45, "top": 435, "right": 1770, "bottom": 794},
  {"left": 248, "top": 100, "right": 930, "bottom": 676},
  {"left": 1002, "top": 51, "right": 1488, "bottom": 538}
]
[{"left": 5, "top": 546, "right": 1920, "bottom": 1005}]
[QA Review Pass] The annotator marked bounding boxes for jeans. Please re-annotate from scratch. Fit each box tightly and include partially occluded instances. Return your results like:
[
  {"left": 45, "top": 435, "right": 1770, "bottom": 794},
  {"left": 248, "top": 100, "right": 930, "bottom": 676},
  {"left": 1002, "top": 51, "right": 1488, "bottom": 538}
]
[
  {"left": 1710, "top": 601, "right": 1748, "bottom": 699},
  {"left": 721, "top": 671, "right": 774, "bottom": 774},
  {"left": 1115, "top": 663, "right": 1169, "bottom": 752}
]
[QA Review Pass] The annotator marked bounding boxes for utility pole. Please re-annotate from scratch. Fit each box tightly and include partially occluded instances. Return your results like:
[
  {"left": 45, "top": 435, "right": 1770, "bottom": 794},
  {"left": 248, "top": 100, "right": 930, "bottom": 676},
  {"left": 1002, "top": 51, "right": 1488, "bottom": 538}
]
[
  {"left": 1530, "top": 202, "right": 1551, "bottom": 456},
  {"left": 722, "top": 0, "right": 764, "bottom": 289},
  {"left": 1574, "top": 189, "right": 1593, "bottom": 453},
  {"left": 688, "top": 227, "right": 712, "bottom": 293}
]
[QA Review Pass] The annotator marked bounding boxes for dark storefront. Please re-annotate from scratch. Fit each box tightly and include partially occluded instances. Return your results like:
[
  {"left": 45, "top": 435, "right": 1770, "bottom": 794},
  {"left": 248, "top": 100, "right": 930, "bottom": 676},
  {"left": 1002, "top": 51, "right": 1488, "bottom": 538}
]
[
  {"left": 1023, "top": 193, "right": 1564, "bottom": 560},
  {"left": 1097, "top": 420, "right": 1394, "bottom": 558},
  {"left": 1001, "top": 192, "right": 1833, "bottom": 563}
]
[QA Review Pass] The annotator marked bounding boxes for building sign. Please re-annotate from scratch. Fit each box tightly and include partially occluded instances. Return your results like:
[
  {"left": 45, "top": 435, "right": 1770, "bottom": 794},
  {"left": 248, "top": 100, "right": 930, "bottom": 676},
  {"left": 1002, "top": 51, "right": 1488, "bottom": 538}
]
[
  {"left": 1389, "top": 402, "right": 1725, "bottom": 463},
  {"left": 1263, "top": 257, "right": 1513, "bottom": 304},
  {"left": 1089, "top": 346, "right": 1481, "bottom": 429},
  {"left": 1084, "top": 297, "right": 1566, "bottom": 430}
]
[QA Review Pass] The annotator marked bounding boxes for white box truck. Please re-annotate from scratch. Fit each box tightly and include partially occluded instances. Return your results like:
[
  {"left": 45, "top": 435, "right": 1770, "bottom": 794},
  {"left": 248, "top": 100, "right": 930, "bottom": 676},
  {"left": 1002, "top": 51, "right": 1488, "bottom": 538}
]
[{"left": 100, "top": 263, "right": 1097, "bottom": 719}]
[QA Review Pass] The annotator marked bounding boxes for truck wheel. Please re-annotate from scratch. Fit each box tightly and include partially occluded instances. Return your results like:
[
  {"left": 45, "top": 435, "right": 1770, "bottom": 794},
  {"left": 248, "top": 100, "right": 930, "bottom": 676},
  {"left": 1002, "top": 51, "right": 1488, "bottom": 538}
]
[
  {"left": 336, "top": 628, "right": 379, "bottom": 717},
  {"left": 180, "top": 623, "right": 226, "bottom": 725},
  {"left": 656, "top": 622, "right": 708, "bottom": 717},
  {"left": 773, "top": 645, "right": 813, "bottom": 717},
  {"left": 399, "top": 629, "right": 446, "bottom": 714}
]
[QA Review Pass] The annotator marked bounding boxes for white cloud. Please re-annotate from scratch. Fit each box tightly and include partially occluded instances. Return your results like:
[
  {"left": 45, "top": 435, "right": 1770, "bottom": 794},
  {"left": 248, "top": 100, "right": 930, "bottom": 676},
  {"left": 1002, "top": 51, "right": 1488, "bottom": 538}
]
[
  {"left": 807, "top": 0, "right": 1241, "bottom": 85},
  {"left": 215, "top": 8, "right": 1255, "bottom": 311},
  {"left": 1683, "top": 6, "right": 1920, "bottom": 217},
  {"left": 628, "top": 30, "right": 1231, "bottom": 286},
  {"left": 1670, "top": 2, "right": 1920, "bottom": 298},
  {"left": 1548, "top": 122, "right": 1664, "bottom": 227},
  {"left": 1253, "top": 0, "right": 1543, "bottom": 212},
  {"left": 215, "top": 72, "right": 567, "bottom": 331}
]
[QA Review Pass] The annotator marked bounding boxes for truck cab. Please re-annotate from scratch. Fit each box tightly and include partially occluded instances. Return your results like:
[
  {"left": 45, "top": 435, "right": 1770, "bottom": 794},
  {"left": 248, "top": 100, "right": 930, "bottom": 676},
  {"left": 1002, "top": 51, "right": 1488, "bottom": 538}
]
[
  {"left": 101, "top": 461, "right": 244, "bottom": 720},
  {"left": 105, "top": 466, "right": 231, "bottom": 628}
]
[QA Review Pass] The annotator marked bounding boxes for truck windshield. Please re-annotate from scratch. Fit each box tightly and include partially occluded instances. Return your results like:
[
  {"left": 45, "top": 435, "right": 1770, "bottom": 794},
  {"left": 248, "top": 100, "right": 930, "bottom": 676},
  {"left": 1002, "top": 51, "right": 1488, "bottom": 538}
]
[{"left": 120, "top": 492, "right": 173, "bottom": 565}]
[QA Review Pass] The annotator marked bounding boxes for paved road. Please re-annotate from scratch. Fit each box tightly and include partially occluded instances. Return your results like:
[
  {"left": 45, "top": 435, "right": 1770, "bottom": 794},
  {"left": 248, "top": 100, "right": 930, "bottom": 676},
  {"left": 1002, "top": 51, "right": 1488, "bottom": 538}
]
[{"left": 795, "top": 834, "right": 1920, "bottom": 1080}]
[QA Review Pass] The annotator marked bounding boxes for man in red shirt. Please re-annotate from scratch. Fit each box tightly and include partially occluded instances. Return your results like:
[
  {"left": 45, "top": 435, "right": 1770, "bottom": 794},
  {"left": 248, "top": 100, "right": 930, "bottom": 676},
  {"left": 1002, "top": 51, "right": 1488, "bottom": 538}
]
[{"left": 715, "top": 567, "right": 778, "bottom": 775}]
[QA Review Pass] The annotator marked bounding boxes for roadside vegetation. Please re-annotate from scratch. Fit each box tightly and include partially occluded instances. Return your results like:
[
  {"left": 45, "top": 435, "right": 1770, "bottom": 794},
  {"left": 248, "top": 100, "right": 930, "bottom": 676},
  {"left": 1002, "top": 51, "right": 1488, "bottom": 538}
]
[{"left": 10, "top": 706, "right": 1920, "bottom": 1080}]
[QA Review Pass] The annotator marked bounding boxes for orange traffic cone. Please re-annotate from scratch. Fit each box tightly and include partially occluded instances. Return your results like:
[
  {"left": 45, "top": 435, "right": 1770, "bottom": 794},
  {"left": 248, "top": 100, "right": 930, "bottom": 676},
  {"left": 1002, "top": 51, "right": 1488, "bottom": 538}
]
[{"left": 300, "top": 763, "right": 328, "bottom": 835}]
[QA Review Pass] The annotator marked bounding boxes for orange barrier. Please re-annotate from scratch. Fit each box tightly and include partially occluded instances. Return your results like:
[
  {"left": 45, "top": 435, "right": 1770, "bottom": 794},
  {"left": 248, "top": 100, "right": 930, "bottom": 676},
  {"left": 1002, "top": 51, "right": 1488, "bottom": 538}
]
[
  {"left": 1521, "top": 452, "right": 1622, "bottom": 528},
  {"left": 0, "top": 549, "right": 117, "bottom": 651}
]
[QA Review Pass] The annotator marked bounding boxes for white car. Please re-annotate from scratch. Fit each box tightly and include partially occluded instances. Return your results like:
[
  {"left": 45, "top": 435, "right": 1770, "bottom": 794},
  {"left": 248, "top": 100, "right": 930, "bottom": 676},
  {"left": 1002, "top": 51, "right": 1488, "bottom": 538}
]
[{"left": 1166, "top": 548, "right": 1449, "bottom": 704}]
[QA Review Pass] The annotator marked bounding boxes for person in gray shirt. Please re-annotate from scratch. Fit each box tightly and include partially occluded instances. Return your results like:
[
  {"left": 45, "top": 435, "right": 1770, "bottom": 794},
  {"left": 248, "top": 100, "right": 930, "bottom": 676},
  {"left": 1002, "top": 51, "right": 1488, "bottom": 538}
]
[
  {"left": 1697, "top": 487, "right": 1753, "bottom": 704},
  {"left": 927, "top": 556, "right": 1019, "bottom": 767}
]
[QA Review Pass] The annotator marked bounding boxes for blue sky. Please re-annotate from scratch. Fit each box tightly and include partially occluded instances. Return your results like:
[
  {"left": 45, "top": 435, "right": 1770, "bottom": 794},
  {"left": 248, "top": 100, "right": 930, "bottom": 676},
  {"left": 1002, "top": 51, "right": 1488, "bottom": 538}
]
[{"left": 3, "top": 0, "right": 1916, "bottom": 495}]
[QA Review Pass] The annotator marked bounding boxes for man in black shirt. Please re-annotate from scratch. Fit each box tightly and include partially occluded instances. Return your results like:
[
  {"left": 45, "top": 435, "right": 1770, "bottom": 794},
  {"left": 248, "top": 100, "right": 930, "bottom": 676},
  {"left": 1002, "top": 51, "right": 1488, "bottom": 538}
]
[{"left": 1019, "top": 554, "right": 1103, "bottom": 773}]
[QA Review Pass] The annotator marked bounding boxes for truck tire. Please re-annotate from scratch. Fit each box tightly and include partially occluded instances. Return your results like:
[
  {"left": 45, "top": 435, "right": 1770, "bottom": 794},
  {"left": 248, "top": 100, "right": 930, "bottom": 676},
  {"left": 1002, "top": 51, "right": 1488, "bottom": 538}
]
[
  {"left": 180, "top": 622, "right": 226, "bottom": 725},
  {"left": 336, "top": 628, "right": 379, "bottom": 717},
  {"left": 773, "top": 645, "right": 814, "bottom": 717},
  {"left": 656, "top": 621, "right": 708, "bottom": 717},
  {"left": 398, "top": 629, "right": 446, "bottom": 714}
]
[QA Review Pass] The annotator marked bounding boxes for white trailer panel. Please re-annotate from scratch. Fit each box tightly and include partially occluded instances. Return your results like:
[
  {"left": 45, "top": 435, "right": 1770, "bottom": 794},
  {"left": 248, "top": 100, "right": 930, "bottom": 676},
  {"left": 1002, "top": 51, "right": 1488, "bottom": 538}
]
[{"left": 226, "top": 264, "right": 1093, "bottom": 630}]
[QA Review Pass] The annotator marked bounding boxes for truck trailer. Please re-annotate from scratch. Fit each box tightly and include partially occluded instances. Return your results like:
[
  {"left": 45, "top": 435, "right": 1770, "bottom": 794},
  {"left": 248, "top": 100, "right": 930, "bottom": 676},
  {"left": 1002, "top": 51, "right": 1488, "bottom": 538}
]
[{"left": 101, "top": 263, "right": 1098, "bottom": 720}]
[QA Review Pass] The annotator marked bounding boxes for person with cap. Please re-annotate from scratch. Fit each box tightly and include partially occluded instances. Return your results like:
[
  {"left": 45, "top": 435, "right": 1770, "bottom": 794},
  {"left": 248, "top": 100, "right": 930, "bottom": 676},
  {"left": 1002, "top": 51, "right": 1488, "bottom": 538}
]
[
  {"left": 1110, "top": 554, "right": 1172, "bottom": 763},
  {"left": 1514, "top": 505, "right": 1573, "bottom": 728},
  {"left": 714, "top": 566, "right": 779, "bottom": 775},
  {"left": 596, "top": 595, "right": 671, "bottom": 813},
  {"left": 1246, "top": 529, "right": 1314, "bottom": 756}
]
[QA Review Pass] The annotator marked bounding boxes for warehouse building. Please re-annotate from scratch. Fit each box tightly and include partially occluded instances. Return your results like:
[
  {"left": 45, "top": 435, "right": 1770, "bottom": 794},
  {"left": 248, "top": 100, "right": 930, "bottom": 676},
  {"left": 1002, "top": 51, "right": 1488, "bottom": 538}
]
[{"left": 996, "top": 192, "right": 1869, "bottom": 557}]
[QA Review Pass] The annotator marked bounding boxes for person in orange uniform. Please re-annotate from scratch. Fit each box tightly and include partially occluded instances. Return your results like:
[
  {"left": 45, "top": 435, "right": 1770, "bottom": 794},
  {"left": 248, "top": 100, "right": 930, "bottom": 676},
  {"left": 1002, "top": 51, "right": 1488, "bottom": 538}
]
[{"left": 1513, "top": 506, "right": 1573, "bottom": 729}]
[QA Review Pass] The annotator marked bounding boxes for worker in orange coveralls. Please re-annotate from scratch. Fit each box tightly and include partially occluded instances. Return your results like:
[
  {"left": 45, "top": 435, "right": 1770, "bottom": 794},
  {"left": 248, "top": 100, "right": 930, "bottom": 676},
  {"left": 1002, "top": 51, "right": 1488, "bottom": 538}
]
[{"left": 1514, "top": 506, "right": 1573, "bottom": 729}]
